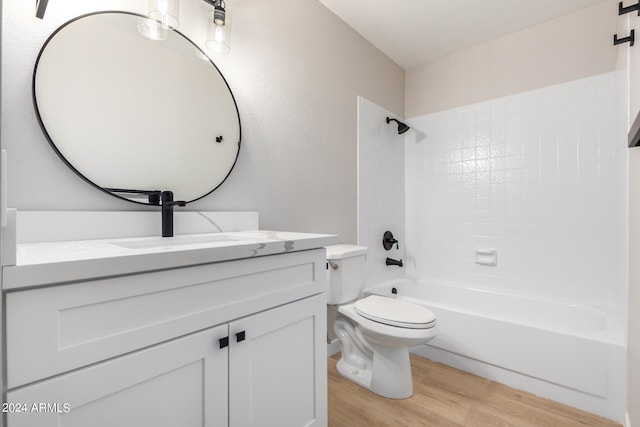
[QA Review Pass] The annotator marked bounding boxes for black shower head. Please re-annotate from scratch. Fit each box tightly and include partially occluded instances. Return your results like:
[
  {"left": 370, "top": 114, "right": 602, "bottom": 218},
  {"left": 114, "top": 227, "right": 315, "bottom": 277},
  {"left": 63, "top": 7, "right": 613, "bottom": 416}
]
[{"left": 386, "top": 117, "right": 410, "bottom": 135}]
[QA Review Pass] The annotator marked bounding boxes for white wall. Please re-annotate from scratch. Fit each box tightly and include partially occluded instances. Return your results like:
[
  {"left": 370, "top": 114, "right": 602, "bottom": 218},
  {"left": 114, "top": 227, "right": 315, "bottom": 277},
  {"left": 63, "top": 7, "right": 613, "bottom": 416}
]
[
  {"left": 405, "top": 72, "right": 628, "bottom": 314},
  {"left": 620, "top": 3, "right": 640, "bottom": 426},
  {"left": 0, "top": 0, "right": 404, "bottom": 244},
  {"left": 629, "top": 149, "right": 640, "bottom": 427},
  {"left": 357, "top": 97, "right": 405, "bottom": 288},
  {"left": 406, "top": 0, "right": 618, "bottom": 117}
]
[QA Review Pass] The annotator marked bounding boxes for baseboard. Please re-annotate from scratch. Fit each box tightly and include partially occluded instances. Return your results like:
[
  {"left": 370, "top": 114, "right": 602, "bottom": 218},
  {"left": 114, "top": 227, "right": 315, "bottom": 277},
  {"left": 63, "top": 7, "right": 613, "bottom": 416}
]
[{"left": 327, "top": 339, "right": 340, "bottom": 357}]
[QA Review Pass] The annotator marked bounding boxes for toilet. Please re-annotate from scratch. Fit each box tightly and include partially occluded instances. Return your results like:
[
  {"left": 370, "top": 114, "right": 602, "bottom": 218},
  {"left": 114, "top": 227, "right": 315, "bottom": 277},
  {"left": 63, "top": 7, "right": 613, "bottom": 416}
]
[{"left": 326, "top": 244, "right": 437, "bottom": 399}]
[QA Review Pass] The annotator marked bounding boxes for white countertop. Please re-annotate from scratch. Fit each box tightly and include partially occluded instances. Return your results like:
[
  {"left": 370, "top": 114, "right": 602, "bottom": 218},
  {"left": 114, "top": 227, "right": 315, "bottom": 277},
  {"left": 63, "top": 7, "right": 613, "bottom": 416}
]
[{"left": 2, "top": 230, "right": 338, "bottom": 290}]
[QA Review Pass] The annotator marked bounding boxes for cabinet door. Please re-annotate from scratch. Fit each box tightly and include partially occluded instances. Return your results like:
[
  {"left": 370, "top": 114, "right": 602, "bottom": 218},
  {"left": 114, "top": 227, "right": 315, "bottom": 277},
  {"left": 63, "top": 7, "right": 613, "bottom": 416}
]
[
  {"left": 6, "top": 325, "right": 228, "bottom": 427},
  {"left": 229, "top": 294, "right": 327, "bottom": 427}
]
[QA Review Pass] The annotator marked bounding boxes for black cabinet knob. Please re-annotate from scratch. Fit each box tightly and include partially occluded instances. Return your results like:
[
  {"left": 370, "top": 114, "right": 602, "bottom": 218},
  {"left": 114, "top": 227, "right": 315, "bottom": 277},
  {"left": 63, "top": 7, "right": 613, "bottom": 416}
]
[
  {"left": 236, "top": 331, "right": 246, "bottom": 343},
  {"left": 219, "top": 337, "right": 229, "bottom": 349}
]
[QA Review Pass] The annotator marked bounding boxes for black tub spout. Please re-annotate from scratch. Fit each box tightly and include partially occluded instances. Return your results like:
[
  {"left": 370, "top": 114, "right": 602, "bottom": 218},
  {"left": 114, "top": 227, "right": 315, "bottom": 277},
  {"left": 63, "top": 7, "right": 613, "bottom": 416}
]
[{"left": 385, "top": 257, "right": 403, "bottom": 267}]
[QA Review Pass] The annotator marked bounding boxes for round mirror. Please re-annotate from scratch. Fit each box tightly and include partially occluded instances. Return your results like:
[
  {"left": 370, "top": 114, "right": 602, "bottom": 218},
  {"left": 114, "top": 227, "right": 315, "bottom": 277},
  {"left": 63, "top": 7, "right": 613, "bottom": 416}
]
[{"left": 33, "top": 12, "right": 241, "bottom": 204}]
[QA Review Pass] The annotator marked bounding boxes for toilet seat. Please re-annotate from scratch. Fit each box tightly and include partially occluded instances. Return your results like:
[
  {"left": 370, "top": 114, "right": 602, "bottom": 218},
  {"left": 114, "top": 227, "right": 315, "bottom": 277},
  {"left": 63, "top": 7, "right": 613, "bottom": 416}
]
[
  {"left": 354, "top": 295, "right": 436, "bottom": 329},
  {"left": 338, "top": 302, "right": 437, "bottom": 346}
]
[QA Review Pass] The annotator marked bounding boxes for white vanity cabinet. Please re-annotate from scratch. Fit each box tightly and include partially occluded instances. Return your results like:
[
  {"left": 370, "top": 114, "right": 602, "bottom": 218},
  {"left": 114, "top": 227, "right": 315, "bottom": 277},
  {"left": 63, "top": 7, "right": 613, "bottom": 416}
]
[
  {"left": 7, "top": 324, "right": 230, "bottom": 427},
  {"left": 3, "top": 247, "right": 328, "bottom": 427},
  {"left": 228, "top": 294, "right": 325, "bottom": 427}
]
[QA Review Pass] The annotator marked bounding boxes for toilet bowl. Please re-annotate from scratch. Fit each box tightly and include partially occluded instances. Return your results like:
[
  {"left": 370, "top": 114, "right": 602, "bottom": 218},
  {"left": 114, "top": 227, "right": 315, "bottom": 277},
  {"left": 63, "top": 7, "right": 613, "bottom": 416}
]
[{"left": 326, "top": 245, "right": 437, "bottom": 399}]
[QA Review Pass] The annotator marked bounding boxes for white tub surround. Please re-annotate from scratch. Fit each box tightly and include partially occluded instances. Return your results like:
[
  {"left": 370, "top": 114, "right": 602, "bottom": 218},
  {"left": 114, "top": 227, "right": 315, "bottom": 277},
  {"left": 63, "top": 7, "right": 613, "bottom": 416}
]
[
  {"left": 404, "top": 72, "right": 627, "bottom": 315},
  {"left": 367, "top": 280, "right": 626, "bottom": 423},
  {"left": 357, "top": 97, "right": 406, "bottom": 287},
  {"left": 2, "top": 210, "right": 336, "bottom": 426}
]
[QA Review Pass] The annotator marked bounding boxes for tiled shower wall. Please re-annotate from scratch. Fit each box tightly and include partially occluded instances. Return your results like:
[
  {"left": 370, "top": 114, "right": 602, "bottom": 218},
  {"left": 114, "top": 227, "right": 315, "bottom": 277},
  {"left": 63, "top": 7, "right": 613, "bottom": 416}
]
[
  {"left": 405, "top": 72, "right": 627, "bottom": 310},
  {"left": 357, "top": 97, "right": 405, "bottom": 288}
]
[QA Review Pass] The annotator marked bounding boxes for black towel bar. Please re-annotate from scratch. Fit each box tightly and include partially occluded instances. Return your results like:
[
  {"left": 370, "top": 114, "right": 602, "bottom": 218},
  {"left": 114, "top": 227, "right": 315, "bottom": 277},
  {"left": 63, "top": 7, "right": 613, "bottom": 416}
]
[
  {"left": 614, "top": 30, "right": 635, "bottom": 46},
  {"left": 619, "top": 1, "right": 640, "bottom": 15}
]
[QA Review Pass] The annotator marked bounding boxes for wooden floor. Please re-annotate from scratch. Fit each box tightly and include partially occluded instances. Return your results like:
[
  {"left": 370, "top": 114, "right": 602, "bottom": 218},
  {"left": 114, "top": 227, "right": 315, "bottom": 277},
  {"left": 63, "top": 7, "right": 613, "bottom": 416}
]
[{"left": 328, "top": 354, "right": 622, "bottom": 427}]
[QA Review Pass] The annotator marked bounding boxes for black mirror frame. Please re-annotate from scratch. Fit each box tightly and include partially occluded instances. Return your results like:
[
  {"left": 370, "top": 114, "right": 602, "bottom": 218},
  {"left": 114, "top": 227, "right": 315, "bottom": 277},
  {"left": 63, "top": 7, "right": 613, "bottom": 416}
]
[{"left": 32, "top": 10, "right": 242, "bottom": 206}]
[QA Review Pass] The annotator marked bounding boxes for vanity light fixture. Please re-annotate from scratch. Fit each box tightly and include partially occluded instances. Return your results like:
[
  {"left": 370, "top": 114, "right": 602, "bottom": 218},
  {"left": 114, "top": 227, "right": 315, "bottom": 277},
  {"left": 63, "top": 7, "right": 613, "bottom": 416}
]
[
  {"left": 137, "top": 17, "right": 169, "bottom": 41},
  {"left": 138, "top": 0, "right": 180, "bottom": 40},
  {"left": 147, "top": 0, "right": 180, "bottom": 30},
  {"left": 204, "top": 0, "right": 231, "bottom": 55},
  {"left": 36, "top": 0, "right": 49, "bottom": 19}
]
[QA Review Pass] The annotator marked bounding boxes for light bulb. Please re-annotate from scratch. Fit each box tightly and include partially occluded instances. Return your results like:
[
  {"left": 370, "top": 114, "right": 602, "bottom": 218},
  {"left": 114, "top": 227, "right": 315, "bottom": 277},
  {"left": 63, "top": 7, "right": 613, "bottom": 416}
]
[
  {"left": 205, "top": 9, "right": 231, "bottom": 55},
  {"left": 148, "top": 0, "right": 179, "bottom": 30}
]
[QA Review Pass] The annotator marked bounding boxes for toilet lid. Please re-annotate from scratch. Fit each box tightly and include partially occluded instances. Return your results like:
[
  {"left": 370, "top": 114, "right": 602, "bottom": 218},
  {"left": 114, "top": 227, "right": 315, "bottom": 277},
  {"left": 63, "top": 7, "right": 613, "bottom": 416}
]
[{"left": 354, "top": 295, "right": 436, "bottom": 329}]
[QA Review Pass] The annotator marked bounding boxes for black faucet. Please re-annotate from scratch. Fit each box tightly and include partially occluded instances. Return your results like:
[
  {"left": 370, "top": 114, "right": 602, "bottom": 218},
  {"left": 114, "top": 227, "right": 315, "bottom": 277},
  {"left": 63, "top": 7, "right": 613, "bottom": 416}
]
[
  {"left": 161, "top": 191, "right": 186, "bottom": 237},
  {"left": 382, "top": 231, "right": 399, "bottom": 250},
  {"left": 386, "top": 257, "right": 403, "bottom": 267}
]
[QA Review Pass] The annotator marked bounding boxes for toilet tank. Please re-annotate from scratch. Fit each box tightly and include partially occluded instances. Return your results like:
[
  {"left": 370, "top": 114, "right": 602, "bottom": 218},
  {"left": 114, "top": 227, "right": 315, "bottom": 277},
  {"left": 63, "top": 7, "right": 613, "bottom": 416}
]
[{"left": 325, "top": 244, "right": 368, "bottom": 305}]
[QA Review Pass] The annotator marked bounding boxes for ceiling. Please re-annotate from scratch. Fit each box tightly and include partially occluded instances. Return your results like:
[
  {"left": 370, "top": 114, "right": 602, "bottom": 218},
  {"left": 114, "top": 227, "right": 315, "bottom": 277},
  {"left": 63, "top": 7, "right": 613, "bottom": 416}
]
[{"left": 317, "top": 0, "right": 610, "bottom": 70}]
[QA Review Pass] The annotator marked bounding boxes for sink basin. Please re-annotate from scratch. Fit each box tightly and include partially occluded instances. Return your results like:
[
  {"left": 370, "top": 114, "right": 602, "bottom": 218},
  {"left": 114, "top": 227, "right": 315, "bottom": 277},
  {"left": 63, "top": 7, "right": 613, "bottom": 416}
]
[{"left": 112, "top": 234, "right": 245, "bottom": 249}]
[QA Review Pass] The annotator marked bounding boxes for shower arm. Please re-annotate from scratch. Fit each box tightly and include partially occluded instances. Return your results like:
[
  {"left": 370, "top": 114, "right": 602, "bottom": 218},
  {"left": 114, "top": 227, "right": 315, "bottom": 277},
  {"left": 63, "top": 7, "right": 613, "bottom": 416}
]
[{"left": 386, "top": 117, "right": 410, "bottom": 135}]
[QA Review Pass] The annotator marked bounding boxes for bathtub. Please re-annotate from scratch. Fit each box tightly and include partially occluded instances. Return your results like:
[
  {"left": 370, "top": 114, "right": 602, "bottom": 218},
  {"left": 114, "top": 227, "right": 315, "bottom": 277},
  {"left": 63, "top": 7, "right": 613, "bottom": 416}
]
[{"left": 365, "top": 279, "right": 627, "bottom": 423}]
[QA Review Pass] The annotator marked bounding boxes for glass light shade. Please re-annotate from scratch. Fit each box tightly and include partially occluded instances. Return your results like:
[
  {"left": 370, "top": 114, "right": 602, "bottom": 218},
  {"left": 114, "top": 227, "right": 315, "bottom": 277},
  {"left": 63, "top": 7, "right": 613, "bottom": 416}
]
[
  {"left": 205, "top": 10, "right": 231, "bottom": 55},
  {"left": 147, "top": 0, "right": 179, "bottom": 30},
  {"left": 137, "top": 17, "right": 168, "bottom": 41}
]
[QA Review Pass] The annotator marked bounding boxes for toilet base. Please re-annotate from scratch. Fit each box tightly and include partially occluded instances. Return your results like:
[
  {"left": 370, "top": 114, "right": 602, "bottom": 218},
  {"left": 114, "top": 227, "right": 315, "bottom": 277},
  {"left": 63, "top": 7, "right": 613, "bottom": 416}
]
[
  {"left": 336, "top": 358, "right": 373, "bottom": 391},
  {"left": 335, "top": 341, "right": 413, "bottom": 399},
  {"left": 332, "top": 303, "right": 436, "bottom": 400}
]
